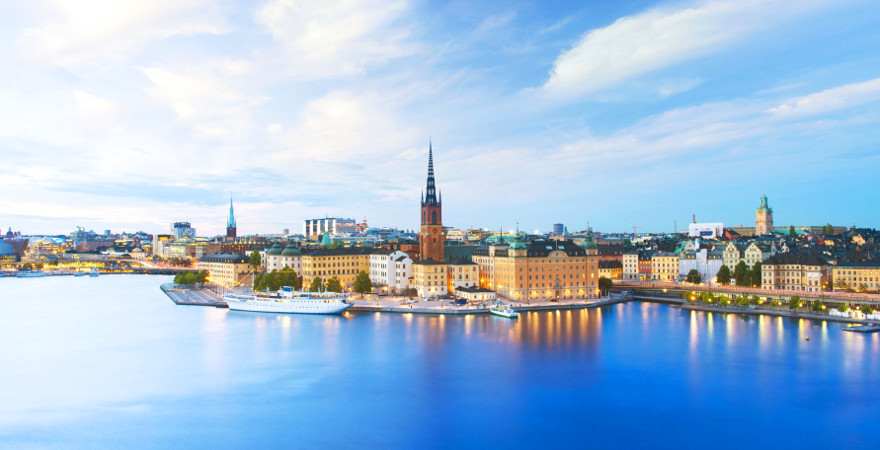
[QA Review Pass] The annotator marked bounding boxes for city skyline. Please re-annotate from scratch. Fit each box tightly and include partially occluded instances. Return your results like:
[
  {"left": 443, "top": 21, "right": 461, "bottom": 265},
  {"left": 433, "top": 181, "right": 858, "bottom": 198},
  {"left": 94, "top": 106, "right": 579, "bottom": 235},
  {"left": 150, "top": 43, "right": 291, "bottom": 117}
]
[{"left": 2, "top": 1, "right": 879, "bottom": 234}]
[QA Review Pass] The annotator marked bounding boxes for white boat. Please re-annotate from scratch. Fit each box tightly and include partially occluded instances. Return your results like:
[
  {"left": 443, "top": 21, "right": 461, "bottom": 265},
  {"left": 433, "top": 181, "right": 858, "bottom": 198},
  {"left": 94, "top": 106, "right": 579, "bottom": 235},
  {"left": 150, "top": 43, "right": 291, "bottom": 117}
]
[
  {"left": 224, "top": 287, "right": 351, "bottom": 315},
  {"left": 489, "top": 302, "right": 519, "bottom": 319},
  {"left": 16, "top": 271, "right": 46, "bottom": 278}
]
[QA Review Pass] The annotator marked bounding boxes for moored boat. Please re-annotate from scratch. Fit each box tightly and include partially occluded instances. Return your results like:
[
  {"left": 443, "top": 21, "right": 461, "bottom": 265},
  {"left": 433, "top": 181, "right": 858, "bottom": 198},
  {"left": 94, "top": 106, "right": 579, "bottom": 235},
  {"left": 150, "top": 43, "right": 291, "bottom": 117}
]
[
  {"left": 224, "top": 287, "right": 351, "bottom": 315},
  {"left": 489, "top": 302, "right": 519, "bottom": 319}
]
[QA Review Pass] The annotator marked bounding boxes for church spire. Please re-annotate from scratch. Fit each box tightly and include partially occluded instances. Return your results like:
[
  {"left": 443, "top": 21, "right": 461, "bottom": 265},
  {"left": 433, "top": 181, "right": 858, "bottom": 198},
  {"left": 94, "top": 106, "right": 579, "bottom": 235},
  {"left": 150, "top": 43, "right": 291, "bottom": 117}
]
[
  {"left": 423, "top": 140, "right": 438, "bottom": 205},
  {"left": 227, "top": 197, "right": 236, "bottom": 229}
]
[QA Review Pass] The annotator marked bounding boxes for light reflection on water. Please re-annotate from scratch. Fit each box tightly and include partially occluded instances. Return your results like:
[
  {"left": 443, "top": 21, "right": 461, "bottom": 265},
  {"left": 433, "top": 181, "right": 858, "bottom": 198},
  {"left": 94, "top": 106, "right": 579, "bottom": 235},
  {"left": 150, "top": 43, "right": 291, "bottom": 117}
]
[{"left": 0, "top": 276, "right": 878, "bottom": 450}]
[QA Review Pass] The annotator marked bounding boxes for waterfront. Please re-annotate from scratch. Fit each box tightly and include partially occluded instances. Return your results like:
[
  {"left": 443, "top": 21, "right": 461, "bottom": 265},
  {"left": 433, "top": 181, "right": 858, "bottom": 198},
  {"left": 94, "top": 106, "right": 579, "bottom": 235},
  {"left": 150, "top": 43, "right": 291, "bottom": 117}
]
[{"left": 1, "top": 276, "right": 879, "bottom": 449}]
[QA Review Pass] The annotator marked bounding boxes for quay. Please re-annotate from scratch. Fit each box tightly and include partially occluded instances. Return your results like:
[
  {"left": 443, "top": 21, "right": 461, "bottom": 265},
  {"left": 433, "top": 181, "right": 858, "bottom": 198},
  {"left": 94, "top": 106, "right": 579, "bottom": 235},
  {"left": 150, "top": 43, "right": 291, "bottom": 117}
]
[{"left": 160, "top": 283, "right": 227, "bottom": 308}]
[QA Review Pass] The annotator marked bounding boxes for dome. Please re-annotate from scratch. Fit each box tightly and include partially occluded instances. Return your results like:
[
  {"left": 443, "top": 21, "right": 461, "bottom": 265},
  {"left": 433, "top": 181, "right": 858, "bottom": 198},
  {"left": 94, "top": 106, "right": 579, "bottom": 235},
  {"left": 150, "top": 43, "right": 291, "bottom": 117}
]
[
  {"left": 281, "top": 246, "right": 301, "bottom": 256},
  {"left": 266, "top": 243, "right": 284, "bottom": 255},
  {"left": 509, "top": 240, "right": 527, "bottom": 250}
]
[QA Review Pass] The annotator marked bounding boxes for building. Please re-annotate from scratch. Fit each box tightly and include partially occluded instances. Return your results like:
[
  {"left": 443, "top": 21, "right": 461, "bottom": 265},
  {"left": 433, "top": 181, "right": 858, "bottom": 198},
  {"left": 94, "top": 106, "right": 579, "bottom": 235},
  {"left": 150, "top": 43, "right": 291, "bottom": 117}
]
[
  {"left": 299, "top": 247, "right": 372, "bottom": 290},
  {"left": 172, "top": 222, "right": 196, "bottom": 240},
  {"left": 761, "top": 252, "right": 828, "bottom": 292},
  {"left": 446, "top": 261, "right": 479, "bottom": 293},
  {"left": 651, "top": 252, "right": 679, "bottom": 282},
  {"left": 226, "top": 198, "right": 237, "bottom": 241},
  {"left": 472, "top": 239, "right": 600, "bottom": 302},
  {"left": 688, "top": 223, "right": 724, "bottom": 239},
  {"left": 303, "top": 217, "right": 357, "bottom": 240},
  {"left": 755, "top": 194, "right": 774, "bottom": 235},
  {"left": 412, "top": 260, "right": 448, "bottom": 298},
  {"left": 196, "top": 253, "right": 251, "bottom": 288},
  {"left": 679, "top": 247, "right": 724, "bottom": 284},
  {"left": 419, "top": 142, "right": 444, "bottom": 262},
  {"left": 455, "top": 286, "right": 497, "bottom": 303},
  {"left": 552, "top": 223, "right": 565, "bottom": 235},
  {"left": 369, "top": 250, "right": 413, "bottom": 293},
  {"left": 598, "top": 260, "right": 623, "bottom": 280},
  {"left": 743, "top": 241, "right": 773, "bottom": 267},
  {"left": 263, "top": 243, "right": 302, "bottom": 272},
  {"left": 723, "top": 241, "right": 747, "bottom": 270},
  {"left": 832, "top": 263, "right": 880, "bottom": 292}
]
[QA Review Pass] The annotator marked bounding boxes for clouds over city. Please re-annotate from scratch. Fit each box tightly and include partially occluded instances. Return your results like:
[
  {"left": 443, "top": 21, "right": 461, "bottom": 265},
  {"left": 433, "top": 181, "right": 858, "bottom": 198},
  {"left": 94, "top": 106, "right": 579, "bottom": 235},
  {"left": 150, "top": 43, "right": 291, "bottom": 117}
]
[{"left": 1, "top": 0, "right": 878, "bottom": 234}]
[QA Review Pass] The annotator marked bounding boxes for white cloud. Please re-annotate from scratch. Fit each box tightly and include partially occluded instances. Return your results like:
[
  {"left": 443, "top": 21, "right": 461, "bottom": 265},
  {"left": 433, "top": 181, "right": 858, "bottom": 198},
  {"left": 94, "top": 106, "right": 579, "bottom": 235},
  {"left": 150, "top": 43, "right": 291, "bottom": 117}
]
[
  {"left": 767, "top": 77, "right": 880, "bottom": 118},
  {"left": 255, "top": 0, "right": 416, "bottom": 77},
  {"left": 19, "top": 0, "right": 226, "bottom": 66},
  {"left": 540, "top": 0, "right": 833, "bottom": 100}
]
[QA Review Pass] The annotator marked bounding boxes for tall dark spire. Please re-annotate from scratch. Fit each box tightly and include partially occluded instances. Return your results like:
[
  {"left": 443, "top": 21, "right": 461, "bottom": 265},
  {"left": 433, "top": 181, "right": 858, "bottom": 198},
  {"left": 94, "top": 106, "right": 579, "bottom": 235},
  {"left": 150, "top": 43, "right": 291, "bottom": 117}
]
[
  {"left": 423, "top": 140, "right": 438, "bottom": 205},
  {"left": 227, "top": 197, "right": 236, "bottom": 228}
]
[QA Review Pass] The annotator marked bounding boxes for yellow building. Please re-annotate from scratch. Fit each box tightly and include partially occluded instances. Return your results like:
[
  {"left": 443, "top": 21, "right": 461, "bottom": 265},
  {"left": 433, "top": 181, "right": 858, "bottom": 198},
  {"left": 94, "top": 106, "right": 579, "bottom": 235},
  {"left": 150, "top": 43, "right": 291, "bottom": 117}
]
[
  {"left": 412, "top": 261, "right": 448, "bottom": 298},
  {"left": 598, "top": 260, "right": 622, "bottom": 281},
  {"left": 196, "top": 254, "right": 252, "bottom": 288},
  {"left": 472, "top": 239, "right": 599, "bottom": 302},
  {"left": 762, "top": 252, "right": 828, "bottom": 292},
  {"left": 832, "top": 263, "right": 880, "bottom": 292},
  {"left": 299, "top": 248, "right": 372, "bottom": 291},
  {"left": 651, "top": 252, "right": 679, "bottom": 282}
]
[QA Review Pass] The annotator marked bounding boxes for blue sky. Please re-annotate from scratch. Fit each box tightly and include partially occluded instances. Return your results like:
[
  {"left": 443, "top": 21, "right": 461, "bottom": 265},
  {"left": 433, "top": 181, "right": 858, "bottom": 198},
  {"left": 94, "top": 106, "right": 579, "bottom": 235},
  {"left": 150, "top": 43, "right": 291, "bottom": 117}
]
[{"left": 1, "top": 0, "right": 879, "bottom": 235}]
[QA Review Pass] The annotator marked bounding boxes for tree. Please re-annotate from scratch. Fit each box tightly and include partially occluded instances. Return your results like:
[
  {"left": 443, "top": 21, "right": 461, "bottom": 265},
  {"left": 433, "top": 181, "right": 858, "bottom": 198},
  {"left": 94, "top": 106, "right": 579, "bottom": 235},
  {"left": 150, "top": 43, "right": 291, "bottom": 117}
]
[
  {"left": 734, "top": 261, "right": 750, "bottom": 287},
  {"left": 716, "top": 265, "right": 732, "bottom": 285},
  {"left": 598, "top": 277, "right": 613, "bottom": 296},
  {"left": 325, "top": 276, "right": 343, "bottom": 293},
  {"left": 789, "top": 296, "right": 802, "bottom": 310},
  {"left": 788, "top": 225, "right": 797, "bottom": 237},
  {"left": 353, "top": 271, "right": 372, "bottom": 295},
  {"left": 686, "top": 269, "right": 701, "bottom": 284},
  {"left": 750, "top": 262, "right": 762, "bottom": 287},
  {"left": 822, "top": 223, "right": 835, "bottom": 235},
  {"left": 309, "top": 277, "right": 323, "bottom": 292},
  {"left": 249, "top": 251, "right": 261, "bottom": 269}
]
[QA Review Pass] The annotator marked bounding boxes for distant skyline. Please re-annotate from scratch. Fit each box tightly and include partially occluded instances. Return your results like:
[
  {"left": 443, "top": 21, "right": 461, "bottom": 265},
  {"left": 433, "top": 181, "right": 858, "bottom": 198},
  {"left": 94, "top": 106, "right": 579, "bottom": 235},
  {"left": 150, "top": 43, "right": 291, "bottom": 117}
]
[{"left": 2, "top": 0, "right": 879, "bottom": 235}]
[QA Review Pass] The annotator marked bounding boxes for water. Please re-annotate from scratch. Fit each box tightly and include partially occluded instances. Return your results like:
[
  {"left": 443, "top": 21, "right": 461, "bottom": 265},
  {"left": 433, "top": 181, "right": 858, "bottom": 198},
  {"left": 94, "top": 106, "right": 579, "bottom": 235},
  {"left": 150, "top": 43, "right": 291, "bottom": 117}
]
[{"left": 1, "top": 275, "right": 878, "bottom": 449}]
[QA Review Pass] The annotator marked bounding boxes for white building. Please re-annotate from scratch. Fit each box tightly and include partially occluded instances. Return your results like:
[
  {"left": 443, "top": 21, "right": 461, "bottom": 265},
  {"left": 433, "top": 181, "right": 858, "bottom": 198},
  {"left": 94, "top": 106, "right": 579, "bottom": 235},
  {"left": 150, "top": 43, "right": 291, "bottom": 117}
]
[
  {"left": 369, "top": 250, "right": 413, "bottom": 293},
  {"left": 688, "top": 223, "right": 724, "bottom": 239},
  {"left": 262, "top": 243, "right": 302, "bottom": 273},
  {"left": 303, "top": 217, "right": 357, "bottom": 240},
  {"left": 679, "top": 248, "right": 724, "bottom": 284}
]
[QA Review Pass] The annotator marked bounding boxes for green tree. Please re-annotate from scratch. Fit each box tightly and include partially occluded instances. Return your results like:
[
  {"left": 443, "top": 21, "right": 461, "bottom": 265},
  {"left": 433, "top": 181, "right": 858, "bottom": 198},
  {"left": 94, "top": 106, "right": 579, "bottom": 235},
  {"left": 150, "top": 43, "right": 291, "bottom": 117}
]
[
  {"left": 353, "top": 271, "right": 372, "bottom": 295},
  {"left": 822, "top": 223, "right": 835, "bottom": 235},
  {"left": 686, "top": 269, "right": 701, "bottom": 284},
  {"left": 309, "top": 277, "right": 323, "bottom": 292},
  {"left": 249, "top": 251, "right": 261, "bottom": 269},
  {"left": 325, "top": 276, "right": 343, "bottom": 293},
  {"left": 734, "top": 261, "right": 750, "bottom": 287},
  {"left": 716, "top": 265, "right": 732, "bottom": 285},
  {"left": 598, "top": 277, "right": 613, "bottom": 296},
  {"left": 789, "top": 296, "right": 802, "bottom": 310},
  {"left": 750, "top": 262, "right": 762, "bottom": 287},
  {"left": 788, "top": 225, "right": 797, "bottom": 237}
]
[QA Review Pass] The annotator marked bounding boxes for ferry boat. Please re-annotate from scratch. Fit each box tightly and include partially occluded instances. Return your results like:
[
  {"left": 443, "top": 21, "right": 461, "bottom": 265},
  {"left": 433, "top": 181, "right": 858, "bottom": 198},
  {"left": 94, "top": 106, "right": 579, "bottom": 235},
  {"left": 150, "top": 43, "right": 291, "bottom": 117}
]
[
  {"left": 224, "top": 287, "right": 351, "bottom": 315},
  {"left": 489, "top": 302, "right": 519, "bottom": 319}
]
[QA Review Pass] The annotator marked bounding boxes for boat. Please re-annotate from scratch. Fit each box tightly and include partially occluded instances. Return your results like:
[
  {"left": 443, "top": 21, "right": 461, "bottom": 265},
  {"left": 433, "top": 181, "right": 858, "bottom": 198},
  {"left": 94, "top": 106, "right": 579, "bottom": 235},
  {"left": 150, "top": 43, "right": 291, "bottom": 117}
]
[
  {"left": 89, "top": 269, "right": 99, "bottom": 277},
  {"left": 489, "top": 302, "right": 519, "bottom": 319},
  {"left": 224, "top": 286, "right": 351, "bottom": 315},
  {"left": 16, "top": 271, "right": 46, "bottom": 278}
]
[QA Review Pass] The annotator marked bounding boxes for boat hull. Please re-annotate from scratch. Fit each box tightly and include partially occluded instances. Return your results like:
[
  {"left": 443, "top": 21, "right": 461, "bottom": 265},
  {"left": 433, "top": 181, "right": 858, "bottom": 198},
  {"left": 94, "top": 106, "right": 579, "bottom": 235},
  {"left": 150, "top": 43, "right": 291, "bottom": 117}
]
[
  {"left": 489, "top": 308, "right": 519, "bottom": 319},
  {"left": 224, "top": 296, "right": 351, "bottom": 315}
]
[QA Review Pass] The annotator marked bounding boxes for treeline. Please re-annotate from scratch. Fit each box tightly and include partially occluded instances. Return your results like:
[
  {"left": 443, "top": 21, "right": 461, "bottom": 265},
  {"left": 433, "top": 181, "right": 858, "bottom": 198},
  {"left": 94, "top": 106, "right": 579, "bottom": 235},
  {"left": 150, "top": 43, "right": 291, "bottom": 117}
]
[
  {"left": 174, "top": 270, "right": 208, "bottom": 285},
  {"left": 716, "top": 262, "right": 762, "bottom": 287},
  {"left": 255, "top": 268, "right": 302, "bottom": 292}
]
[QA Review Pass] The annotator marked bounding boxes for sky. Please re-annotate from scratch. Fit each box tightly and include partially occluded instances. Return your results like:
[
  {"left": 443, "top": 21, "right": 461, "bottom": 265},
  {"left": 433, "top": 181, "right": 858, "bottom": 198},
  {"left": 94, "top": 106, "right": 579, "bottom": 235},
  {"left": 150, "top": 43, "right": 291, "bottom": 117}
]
[{"left": 1, "top": 0, "right": 879, "bottom": 236}]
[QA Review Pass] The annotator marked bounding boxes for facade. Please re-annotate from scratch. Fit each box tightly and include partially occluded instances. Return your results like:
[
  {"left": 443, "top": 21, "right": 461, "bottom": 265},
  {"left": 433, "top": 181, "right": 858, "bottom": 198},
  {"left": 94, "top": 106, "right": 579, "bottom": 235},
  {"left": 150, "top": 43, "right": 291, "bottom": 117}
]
[
  {"left": 412, "top": 261, "right": 447, "bottom": 298},
  {"left": 679, "top": 248, "right": 724, "bottom": 284},
  {"left": 622, "top": 253, "right": 640, "bottom": 281},
  {"left": 472, "top": 239, "right": 599, "bottom": 302},
  {"left": 723, "top": 242, "right": 746, "bottom": 270},
  {"left": 552, "top": 223, "right": 565, "bottom": 235},
  {"left": 303, "top": 217, "right": 357, "bottom": 240},
  {"left": 598, "top": 260, "right": 623, "bottom": 280},
  {"left": 299, "top": 247, "right": 372, "bottom": 290},
  {"left": 226, "top": 198, "right": 237, "bottom": 241},
  {"left": 832, "top": 263, "right": 880, "bottom": 292},
  {"left": 743, "top": 241, "right": 773, "bottom": 267},
  {"left": 755, "top": 194, "right": 774, "bottom": 235},
  {"left": 263, "top": 243, "right": 302, "bottom": 272},
  {"left": 369, "top": 250, "right": 413, "bottom": 293},
  {"left": 455, "top": 286, "right": 497, "bottom": 303},
  {"left": 446, "top": 262, "right": 478, "bottom": 292},
  {"left": 196, "top": 253, "right": 251, "bottom": 288},
  {"left": 419, "top": 142, "right": 444, "bottom": 262},
  {"left": 651, "top": 252, "right": 679, "bottom": 282},
  {"left": 761, "top": 252, "right": 828, "bottom": 292}
]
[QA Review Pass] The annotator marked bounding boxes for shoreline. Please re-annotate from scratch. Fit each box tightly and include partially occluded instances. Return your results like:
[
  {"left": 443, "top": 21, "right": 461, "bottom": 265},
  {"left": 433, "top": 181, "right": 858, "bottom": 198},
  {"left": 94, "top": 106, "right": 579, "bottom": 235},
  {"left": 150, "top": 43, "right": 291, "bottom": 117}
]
[{"left": 679, "top": 302, "right": 880, "bottom": 326}]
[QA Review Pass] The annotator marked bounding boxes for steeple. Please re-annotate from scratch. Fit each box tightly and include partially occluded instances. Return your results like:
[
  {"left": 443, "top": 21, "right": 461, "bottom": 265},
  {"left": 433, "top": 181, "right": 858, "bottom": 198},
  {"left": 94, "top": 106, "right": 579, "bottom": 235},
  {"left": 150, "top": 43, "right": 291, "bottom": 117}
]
[
  {"left": 227, "top": 197, "right": 236, "bottom": 228},
  {"left": 423, "top": 140, "right": 438, "bottom": 205}
]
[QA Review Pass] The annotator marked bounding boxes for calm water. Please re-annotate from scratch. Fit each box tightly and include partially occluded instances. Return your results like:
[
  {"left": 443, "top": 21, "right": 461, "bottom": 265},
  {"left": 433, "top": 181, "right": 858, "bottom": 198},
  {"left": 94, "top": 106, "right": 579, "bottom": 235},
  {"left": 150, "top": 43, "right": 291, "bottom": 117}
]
[{"left": 1, "top": 275, "right": 878, "bottom": 449}]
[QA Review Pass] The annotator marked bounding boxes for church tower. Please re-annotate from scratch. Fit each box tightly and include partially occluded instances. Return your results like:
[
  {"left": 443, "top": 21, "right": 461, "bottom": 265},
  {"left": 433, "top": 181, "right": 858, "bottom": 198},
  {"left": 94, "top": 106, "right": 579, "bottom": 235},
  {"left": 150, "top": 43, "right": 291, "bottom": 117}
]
[
  {"left": 226, "top": 197, "right": 237, "bottom": 241},
  {"left": 419, "top": 141, "right": 444, "bottom": 261},
  {"left": 755, "top": 194, "right": 773, "bottom": 235}
]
